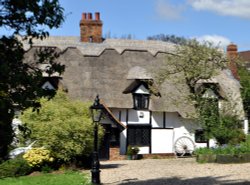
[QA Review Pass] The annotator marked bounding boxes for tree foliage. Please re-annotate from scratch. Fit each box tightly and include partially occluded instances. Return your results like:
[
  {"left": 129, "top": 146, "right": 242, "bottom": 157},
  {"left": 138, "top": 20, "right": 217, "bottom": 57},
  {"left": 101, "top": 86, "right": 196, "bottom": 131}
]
[
  {"left": 0, "top": 0, "right": 64, "bottom": 160},
  {"left": 147, "top": 34, "right": 188, "bottom": 45},
  {"left": 155, "top": 39, "right": 244, "bottom": 145},
  {"left": 156, "top": 40, "right": 227, "bottom": 95},
  {"left": 213, "top": 115, "right": 245, "bottom": 145},
  {"left": 238, "top": 62, "right": 250, "bottom": 118},
  {"left": 199, "top": 99, "right": 245, "bottom": 145},
  {"left": 0, "top": 0, "right": 63, "bottom": 38},
  {"left": 19, "top": 91, "right": 103, "bottom": 162}
]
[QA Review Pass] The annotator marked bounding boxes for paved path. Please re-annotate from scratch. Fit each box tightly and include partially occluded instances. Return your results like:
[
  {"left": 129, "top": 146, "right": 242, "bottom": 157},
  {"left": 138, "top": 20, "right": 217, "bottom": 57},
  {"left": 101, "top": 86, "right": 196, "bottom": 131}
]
[{"left": 100, "top": 158, "right": 250, "bottom": 185}]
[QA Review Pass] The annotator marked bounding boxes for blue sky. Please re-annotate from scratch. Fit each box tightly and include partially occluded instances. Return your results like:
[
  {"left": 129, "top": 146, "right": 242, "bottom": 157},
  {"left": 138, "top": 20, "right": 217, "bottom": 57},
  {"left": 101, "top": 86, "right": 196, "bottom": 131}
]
[
  {"left": 4, "top": 0, "right": 250, "bottom": 51},
  {"left": 48, "top": 0, "right": 250, "bottom": 51}
]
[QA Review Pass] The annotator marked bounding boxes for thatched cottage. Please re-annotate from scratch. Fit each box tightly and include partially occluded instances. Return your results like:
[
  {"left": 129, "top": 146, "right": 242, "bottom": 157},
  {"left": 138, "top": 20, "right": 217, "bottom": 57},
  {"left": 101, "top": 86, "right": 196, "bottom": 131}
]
[{"left": 23, "top": 12, "right": 247, "bottom": 160}]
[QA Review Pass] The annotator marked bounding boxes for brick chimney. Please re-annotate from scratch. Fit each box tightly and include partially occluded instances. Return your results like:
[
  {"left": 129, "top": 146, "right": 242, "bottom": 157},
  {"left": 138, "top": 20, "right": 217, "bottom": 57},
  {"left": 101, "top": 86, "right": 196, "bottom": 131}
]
[
  {"left": 80, "top": 12, "right": 103, "bottom": 43},
  {"left": 227, "top": 43, "right": 239, "bottom": 80}
]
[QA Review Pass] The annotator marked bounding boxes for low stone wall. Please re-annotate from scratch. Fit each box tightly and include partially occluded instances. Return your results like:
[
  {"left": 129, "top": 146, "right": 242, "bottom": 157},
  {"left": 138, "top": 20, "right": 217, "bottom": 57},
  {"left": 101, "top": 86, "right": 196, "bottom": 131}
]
[
  {"left": 109, "top": 149, "right": 175, "bottom": 161},
  {"left": 196, "top": 154, "right": 216, "bottom": 163},
  {"left": 197, "top": 154, "right": 250, "bottom": 163},
  {"left": 142, "top": 153, "right": 175, "bottom": 159}
]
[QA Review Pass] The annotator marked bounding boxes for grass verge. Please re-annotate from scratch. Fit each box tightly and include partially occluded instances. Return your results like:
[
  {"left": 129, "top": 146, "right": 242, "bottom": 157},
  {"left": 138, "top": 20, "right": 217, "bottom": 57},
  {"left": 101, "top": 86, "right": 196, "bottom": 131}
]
[{"left": 0, "top": 171, "right": 91, "bottom": 185}]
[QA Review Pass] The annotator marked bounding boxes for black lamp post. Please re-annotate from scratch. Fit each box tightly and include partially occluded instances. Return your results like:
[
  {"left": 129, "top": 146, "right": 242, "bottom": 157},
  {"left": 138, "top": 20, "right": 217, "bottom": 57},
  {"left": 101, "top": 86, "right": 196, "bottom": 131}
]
[{"left": 89, "top": 95, "right": 103, "bottom": 184}]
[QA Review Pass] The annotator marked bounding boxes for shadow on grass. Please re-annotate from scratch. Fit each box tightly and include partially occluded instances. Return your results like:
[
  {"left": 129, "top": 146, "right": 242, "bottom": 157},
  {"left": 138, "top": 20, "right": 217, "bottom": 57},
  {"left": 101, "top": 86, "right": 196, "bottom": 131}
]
[{"left": 115, "top": 176, "right": 250, "bottom": 185}]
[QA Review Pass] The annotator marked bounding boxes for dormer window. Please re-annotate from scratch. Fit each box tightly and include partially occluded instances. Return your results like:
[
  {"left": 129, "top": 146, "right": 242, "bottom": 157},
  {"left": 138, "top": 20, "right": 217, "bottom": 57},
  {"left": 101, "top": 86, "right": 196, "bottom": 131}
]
[
  {"left": 202, "top": 88, "right": 219, "bottom": 99},
  {"left": 42, "top": 81, "right": 55, "bottom": 90},
  {"left": 133, "top": 94, "right": 150, "bottom": 109},
  {"left": 89, "top": 36, "right": 93, "bottom": 42},
  {"left": 133, "top": 84, "right": 150, "bottom": 110},
  {"left": 199, "top": 83, "right": 220, "bottom": 117},
  {"left": 123, "top": 79, "right": 157, "bottom": 110},
  {"left": 40, "top": 77, "right": 60, "bottom": 91}
]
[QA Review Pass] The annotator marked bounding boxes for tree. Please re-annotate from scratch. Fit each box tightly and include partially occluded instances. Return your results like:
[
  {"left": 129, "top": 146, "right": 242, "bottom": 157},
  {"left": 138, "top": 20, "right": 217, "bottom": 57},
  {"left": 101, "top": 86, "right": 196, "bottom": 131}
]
[
  {"left": 104, "top": 31, "right": 135, "bottom": 40},
  {"left": 0, "top": 0, "right": 64, "bottom": 160},
  {"left": 238, "top": 63, "right": 250, "bottom": 119},
  {"left": 19, "top": 90, "right": 103, "bottom": 162},
  {"left": 199, "top": 98, "right": 245, "bottom": 145},
  {"left": 156, "top": 39, "right": 226, "bottom": 95},
  {"left": 147, "top": 34, "right": 188, "bottom": 45},
  {"left": 155, "top": 39, "right": 244, "bottom": 145}
]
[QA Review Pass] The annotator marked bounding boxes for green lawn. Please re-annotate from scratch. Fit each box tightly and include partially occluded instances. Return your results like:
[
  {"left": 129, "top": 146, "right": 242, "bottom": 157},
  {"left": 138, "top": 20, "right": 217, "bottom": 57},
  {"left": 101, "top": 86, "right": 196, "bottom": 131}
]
[{"left": 0, "top": 171, "right": 91, "bottom": 185}]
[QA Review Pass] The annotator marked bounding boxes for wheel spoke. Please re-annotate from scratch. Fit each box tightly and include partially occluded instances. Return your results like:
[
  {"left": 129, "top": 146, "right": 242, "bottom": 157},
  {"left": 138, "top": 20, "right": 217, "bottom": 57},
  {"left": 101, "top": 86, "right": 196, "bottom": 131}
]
[{"left": 174, "top": 136, "right": 195, "bottom": 156}]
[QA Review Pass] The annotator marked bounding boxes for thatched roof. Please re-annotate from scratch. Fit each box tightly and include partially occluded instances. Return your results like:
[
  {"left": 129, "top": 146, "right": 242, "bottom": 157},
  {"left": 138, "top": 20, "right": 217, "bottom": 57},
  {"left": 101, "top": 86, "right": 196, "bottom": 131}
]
[{"left": 23, "top": 37, "right": 244, "bottom": 119}]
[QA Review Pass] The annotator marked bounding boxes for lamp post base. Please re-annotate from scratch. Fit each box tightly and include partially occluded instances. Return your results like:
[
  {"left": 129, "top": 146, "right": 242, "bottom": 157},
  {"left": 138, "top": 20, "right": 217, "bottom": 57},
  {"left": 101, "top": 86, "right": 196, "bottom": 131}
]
[
  {"left": 91, "top": 151, "right": 101, "bottom": 184},
  {"left": 91, "top": 169, "right": 101, "bottom": 184}
]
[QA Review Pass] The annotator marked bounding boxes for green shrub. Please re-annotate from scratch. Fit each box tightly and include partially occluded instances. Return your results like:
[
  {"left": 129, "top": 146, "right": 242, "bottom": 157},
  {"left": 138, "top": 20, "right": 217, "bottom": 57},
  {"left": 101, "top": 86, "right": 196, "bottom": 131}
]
[
  {"left": 195, "top": 139, "right": 250, "bottom": 156},
  {"left": 194, "top": 147, "right": 214, "bottom": 155},
  {"left": 19, "top": 90, "right": 104, "bottom": 162},
  {"left": 126, "top": 146, "right": 140, "bottom": 156},
  {"left": 245, "top": 134, "right": 250, "bottom": 144},
  {"left": 212, "top": 115, "right": 245, "bottom": 145},
  {"left": 199, "top": 99, "right": 245, "bottom": 146},
  {"left": 0, "top": 156, "right": 32, "bottom": 178},
  {"left": 41, "top": 165, "right": 53, "bottom": 173}
]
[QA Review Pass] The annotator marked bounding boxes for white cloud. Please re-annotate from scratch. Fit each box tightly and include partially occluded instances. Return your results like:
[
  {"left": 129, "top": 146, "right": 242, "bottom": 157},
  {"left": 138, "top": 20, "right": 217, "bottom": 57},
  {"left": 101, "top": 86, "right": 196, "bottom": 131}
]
[
  {"left": 195, "top": 35, "right": 231, "bottom": 48},
  {"left": 188, "top": 0, "right": 250, "bottom": 19},
  {"left": 155, "top": 0, "right": 185, "bottom": 20}
]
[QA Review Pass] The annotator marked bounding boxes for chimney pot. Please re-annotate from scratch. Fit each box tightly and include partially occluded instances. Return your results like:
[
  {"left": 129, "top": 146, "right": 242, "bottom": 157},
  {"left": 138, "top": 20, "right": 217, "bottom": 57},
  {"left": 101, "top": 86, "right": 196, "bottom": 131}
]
[
  {"left": 95, "top": 12, "right": 100, "bottom": 21},
  {"left": 80, "top": 11, "right": 103, "bottom": 43},
  {"left": 227, "top": 43, "right": 237, "bottom": 52},
  {"left": 82, "top": 13, "right": 87, "bottom": 20},
  {"left": 227, "top": 43, "right": 239, "bottom": 80},
  {"left": 87, "top": 13, "right": 92, "bottom": 20}
]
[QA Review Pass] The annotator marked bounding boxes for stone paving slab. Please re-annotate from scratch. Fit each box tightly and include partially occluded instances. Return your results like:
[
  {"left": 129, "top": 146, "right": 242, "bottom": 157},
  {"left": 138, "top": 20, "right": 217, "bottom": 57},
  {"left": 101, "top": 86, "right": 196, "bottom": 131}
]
[{"left": 99, "top": 158, "right": 250, "bottom": 185}]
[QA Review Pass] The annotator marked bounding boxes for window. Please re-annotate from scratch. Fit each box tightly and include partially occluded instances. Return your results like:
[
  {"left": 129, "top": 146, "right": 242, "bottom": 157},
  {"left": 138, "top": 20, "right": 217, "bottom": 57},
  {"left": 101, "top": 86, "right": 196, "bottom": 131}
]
[
  {"left": 89, "top": 36, "right": 93, "bottom": 42},
  {"left": 133, "top": 94, "right": 150, "bottom": 110},
  {"left": 127, "top": 125, "right": 150, "bottom": 146},
  {"left": 195, "top": 129, "right": 207, "bottom": 143}
]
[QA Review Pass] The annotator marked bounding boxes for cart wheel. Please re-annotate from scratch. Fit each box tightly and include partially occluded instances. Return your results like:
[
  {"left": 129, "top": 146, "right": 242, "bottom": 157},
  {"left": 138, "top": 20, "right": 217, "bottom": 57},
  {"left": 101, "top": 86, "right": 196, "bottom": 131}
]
[{"left": 174, "top": 136, "right": 195, "bottom": 156}]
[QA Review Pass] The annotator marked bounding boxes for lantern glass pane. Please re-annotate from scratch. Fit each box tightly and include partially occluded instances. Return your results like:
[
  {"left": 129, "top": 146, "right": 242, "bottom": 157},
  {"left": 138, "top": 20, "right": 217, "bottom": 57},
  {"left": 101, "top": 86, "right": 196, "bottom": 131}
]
[{"left": 92, "top": 109, "right": 102, "bottom": 122}]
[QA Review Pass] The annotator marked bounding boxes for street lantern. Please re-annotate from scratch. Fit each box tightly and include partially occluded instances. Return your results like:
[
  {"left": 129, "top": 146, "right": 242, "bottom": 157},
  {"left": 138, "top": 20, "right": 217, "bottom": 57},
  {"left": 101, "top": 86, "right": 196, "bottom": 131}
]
[
  {"left": 89, "top": 95, "right": 103, "bottom": 184},
  {"left": 90, "top": 95, "right": 103, "bottom": 122}
]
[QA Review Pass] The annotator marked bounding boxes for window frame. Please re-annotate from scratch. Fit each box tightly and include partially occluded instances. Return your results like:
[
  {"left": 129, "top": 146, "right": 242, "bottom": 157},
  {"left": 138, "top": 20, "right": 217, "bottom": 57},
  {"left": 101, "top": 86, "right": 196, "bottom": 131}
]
[
  {"left": 127, "top": 125, "right": 151, "bottom": 147},
  {"left": 195, "top": 129, "right": 207, "bottom": 143},
  {"left": 133, "top": 93, "right": 150, "bottom": 110}
]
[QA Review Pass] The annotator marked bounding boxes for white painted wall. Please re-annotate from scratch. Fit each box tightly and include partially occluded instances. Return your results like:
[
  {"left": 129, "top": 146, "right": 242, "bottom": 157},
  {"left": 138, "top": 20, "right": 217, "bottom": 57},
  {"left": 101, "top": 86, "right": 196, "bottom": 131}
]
[
  {"left": 109, "top": 109, "right": 218, "bottom": 155},
  {"left": 151, "top": 112, "right": 163, "bottom": 128},
  {"left": 120, "top": 109, "right": 127, "bottom": 125},
  {"left": 120, "top": 129, "right": 127, "bottom": 155},
  {"left": 151, "top": 129, "right": 174, "bottom": 153},
  {"left": 127, "top": 109, "right": 150, "bottom": 124},
  {"left": 162, "top": 112, "right": 217, "bottom": 150},
  {"left": 134, "top": 84, "right": 150, "bottom": 94},
  {"left": 244, "top": 119, "right": 249, "bottom": 134},
  {"left": 138, "top": 146, "right": 150, "bottom": 154}
]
